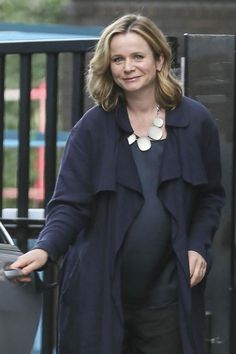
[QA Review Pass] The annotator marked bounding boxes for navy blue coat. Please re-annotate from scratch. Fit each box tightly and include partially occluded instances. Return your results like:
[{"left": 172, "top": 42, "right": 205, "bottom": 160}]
[{"left": 36, "top": 96, "right": 225, "bottom": 354}]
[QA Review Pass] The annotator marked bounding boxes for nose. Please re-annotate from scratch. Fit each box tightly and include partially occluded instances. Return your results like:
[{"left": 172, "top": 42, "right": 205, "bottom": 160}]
[{"left": 124, "top": 59, "right": 134, "bottom": 72}]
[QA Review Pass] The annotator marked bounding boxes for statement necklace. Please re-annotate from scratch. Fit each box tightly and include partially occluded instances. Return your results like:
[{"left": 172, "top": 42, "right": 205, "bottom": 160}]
[{"left": 127, "top": 106, "right": 165, "bottom": 151}]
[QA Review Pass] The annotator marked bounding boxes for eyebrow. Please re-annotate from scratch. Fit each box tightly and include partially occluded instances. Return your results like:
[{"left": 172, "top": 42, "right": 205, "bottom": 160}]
[{"left": 110, "top": 51, "right": 145, "bottom": 57}]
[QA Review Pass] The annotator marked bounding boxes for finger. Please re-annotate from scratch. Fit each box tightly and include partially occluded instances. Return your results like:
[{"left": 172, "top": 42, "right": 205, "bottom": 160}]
[
  {"left": 190, "top": 274, "right": 204, "bottom": 287},
  {"left": 190, "top": 271, "right": 201, "bottom": 287},
  {"left": 5, "top": 268, "right": 32, "bottom": 283},
  {"left": 21, "top": 277, "right": 32, "bottom": 282},
  {"left": 188, "top": 251, "right": 207, "bottom": 285},
  {"left": 10, "top": 249, "right": 48, "bottom": 277},
  {"left": 189, "top": 257, "right": 197, "bottom": 278},
  {"left": 20, "top": 261, "right": 41, "bottom": 275},
  {"left": 10, "top": 260, "right": 23, "bottom": 269},
  {"left": 188, "top": 250, "right": 201, "bottom": 276},
  {"left": 10, "top": 255, "right": 32, "bottom": 270},
  {"left": 12, "top": 276, "right": 32, "bottom": 283},
  {"left": 190, "top": 263, "right": 207, "bottom": 287},
  {"left": 10, "top": 252, "right": 41, "bottom": 274}
]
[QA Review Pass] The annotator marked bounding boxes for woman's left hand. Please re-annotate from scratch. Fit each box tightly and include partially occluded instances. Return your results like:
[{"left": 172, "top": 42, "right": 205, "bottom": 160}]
[{"left": 188, "top": 250, "right": 207, "bottom": 288}]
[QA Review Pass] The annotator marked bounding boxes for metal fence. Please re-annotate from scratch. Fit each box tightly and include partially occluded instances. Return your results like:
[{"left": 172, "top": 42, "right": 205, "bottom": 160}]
[
  {"left": 0, "top": 36, "right": 97, "bottom": 354},
  {"left": 0, "top": 37, "right": 98, "bottom": 218},
  {"left": 0, "top": 34, "right": 179, "bottom": 354},
  {"left": 184, "top": 34, "right": 236, "bottom": 354}
]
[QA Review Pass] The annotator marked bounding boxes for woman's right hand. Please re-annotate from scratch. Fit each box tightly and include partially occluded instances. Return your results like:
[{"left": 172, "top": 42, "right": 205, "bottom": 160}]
[{"left": 9, "top": 249, "right": 49, "bottom": 282}]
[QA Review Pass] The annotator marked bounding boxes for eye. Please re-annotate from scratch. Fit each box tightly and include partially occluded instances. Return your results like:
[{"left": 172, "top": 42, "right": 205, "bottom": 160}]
[
  {"left": 111, "top": 56, "right": 124, "bottom": 64},
  {"left": 134, "top": 54, "right": 144, "bottom": 60}
]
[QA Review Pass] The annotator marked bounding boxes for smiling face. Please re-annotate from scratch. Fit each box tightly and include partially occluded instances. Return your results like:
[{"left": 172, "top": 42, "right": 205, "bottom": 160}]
[{"left": 110, "top": 32, "right": 163, "bottom": 99}]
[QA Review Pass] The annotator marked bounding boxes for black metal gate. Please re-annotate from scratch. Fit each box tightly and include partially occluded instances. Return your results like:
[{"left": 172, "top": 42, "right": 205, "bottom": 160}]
[
  {"left": 184, "top": 34, "right": 236, "bottom": 354},
  {"left": 0, "top": 36, "right": 97, "bottom": 354}
]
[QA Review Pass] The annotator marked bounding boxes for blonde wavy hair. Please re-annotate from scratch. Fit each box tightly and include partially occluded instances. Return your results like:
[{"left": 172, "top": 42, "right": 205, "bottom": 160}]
[{"left": 87, "top": 14, "right": 182, "bottom": 111}]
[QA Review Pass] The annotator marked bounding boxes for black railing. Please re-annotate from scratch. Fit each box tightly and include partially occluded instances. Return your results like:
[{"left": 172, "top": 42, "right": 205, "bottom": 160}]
[
  {"left": 0, "top": 38, "right": 97, "bottom": 219},
  {"left": 0, "top": 54, "right": 5, "bottom": 214},
  {"left": 0, "top": 37, "right": 98, "bottom": 354},
  {"left": 0, "top": 35, "right": 179, "bottom": 354}
]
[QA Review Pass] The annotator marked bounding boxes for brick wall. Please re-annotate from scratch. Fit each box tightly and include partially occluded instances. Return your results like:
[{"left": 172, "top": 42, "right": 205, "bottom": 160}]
[{"left": 63, "top": 1, "right": 236, "bottom": 54}]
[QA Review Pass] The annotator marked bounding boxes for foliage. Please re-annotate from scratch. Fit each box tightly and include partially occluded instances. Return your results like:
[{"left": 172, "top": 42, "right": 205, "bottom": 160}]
[{"left": 0, "top": 0, "right": 68, "bottom": 24}]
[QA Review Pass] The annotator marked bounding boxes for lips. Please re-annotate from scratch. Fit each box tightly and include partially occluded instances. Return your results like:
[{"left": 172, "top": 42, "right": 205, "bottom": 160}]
[{"left": 123, "top": 76, "right": 140, "bottom": 81}]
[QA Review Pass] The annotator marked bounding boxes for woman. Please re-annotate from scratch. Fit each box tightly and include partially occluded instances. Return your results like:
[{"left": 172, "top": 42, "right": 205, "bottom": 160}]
[{"left": 11, "top": 14, "right": 225, "bottom": 354}]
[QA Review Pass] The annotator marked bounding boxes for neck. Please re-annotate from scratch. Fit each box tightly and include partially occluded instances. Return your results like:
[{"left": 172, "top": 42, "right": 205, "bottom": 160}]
[
  {"left": 125, "top": 91, "right": 165, "bottom": 138},
  {"left": 125, "top": 91, "right": 157, "bottom": 115}
]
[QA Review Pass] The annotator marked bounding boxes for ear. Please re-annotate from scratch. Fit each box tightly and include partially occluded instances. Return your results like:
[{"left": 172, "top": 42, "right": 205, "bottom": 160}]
[{"left": 156, "top": 54, "right": 164, "bottom": 72}]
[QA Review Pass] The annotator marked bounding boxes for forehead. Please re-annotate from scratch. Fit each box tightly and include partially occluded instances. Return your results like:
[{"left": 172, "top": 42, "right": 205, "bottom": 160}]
[{"left": 110, "top": 32, "right": 152, "bottom": 55}]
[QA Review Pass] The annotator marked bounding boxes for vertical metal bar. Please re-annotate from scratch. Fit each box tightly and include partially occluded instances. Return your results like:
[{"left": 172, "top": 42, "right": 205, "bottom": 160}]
[
  {"left": 17, "top": 54, "right": 31, "bottom": 253},
  {"left": 230, "top": 34, "right": 236, "bottom": 354},
  {"left": 0, "top": 55, "right": 5, "bottom": 216},
  {"left": 18, "top": 54, "right": 31, "bottom": 216},
  {"left": 44, "top": 53, "right": 58, "bottom": 205},
  {"left": 42, "top": 53, "right": 59, "bottom": 354},
  {"left": 183, "top": 33, "right": 189, "bottom": 96},
  {"left": 71, "top": 52, "right": 85, "bottom": 127}
]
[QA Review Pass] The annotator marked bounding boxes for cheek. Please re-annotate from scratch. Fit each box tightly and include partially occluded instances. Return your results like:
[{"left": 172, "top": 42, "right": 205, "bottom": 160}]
[
  {"left": 110, "top": 64, "right": 119, "bottom": 77},
  {"left": 137, "top": 63, "right": 154, "bottom": 75},
  {"left": 146, "top": 65, "right": 158, "bottom": 79}
]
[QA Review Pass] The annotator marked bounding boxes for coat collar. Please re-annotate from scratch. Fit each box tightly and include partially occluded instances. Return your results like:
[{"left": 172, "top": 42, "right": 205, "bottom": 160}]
[
  {"left": 115, "top": 96, "right": 190, "bottom": 134},
  {"left": 166, "top": 98, "right": 190, "bottom": 128}
]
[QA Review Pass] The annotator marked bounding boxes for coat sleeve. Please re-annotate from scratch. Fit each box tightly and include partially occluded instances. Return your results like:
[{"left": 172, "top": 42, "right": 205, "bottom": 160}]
[
  {"left": 34, "top": 118, "right": 93, "bottom": 262},
  {"left": 187, "top": 114, "right": 225, "bottom": 260}
]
